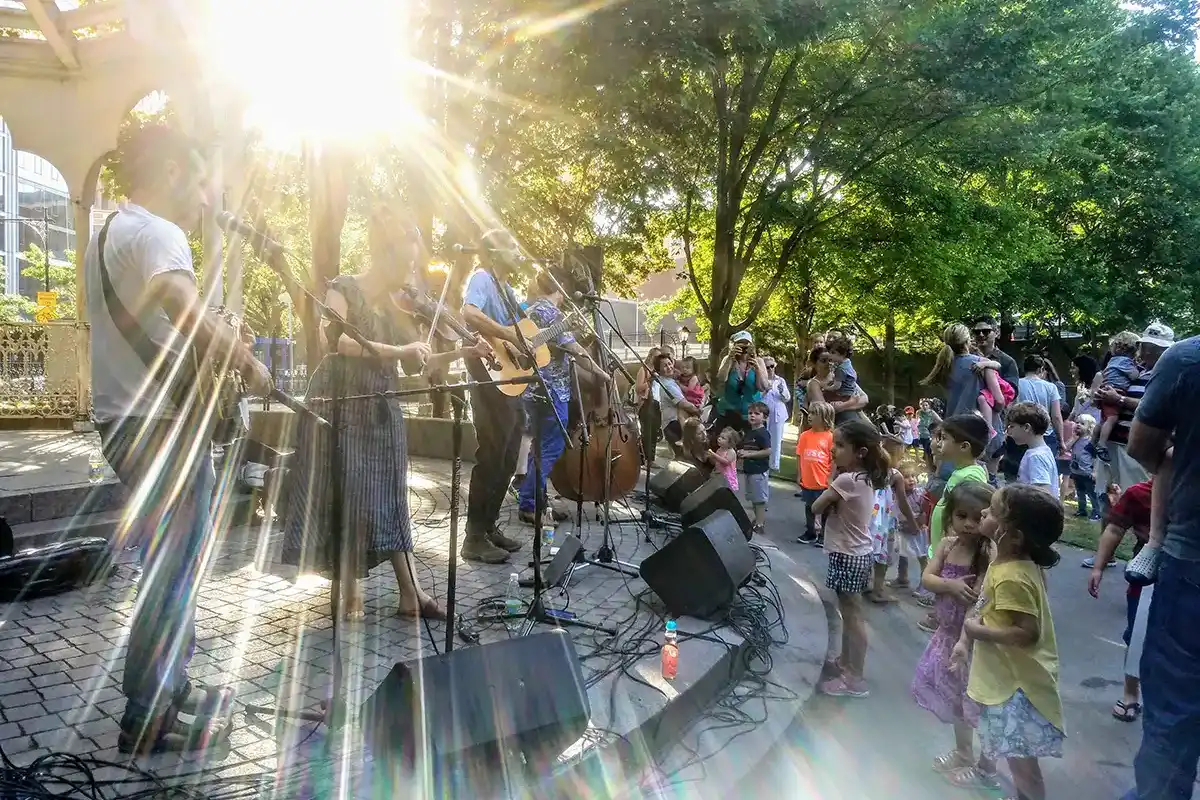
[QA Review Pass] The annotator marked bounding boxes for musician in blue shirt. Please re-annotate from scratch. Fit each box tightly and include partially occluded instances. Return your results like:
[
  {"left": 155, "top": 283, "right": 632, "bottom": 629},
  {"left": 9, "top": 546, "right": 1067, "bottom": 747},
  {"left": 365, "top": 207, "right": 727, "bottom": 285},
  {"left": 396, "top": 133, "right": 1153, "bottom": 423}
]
[{"left": 460, "top": 230, "right": 528, "bottom": 564}]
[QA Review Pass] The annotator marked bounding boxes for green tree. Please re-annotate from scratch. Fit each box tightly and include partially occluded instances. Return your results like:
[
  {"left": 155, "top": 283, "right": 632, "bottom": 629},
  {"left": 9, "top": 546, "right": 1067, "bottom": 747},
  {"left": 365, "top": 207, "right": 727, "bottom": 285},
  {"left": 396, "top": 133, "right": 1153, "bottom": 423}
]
[{"left": 19, "top": 244, "right": 77, "bottom": 319}]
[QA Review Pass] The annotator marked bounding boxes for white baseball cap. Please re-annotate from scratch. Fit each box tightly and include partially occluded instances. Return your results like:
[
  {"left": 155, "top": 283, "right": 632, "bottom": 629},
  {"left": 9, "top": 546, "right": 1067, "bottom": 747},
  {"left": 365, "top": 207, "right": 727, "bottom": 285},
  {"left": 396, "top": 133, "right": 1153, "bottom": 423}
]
[
  {"left": 1138, "top": 322, "right": 1175, "bottom": 349},
  {"left": 730, "top": 330, "right": 753, "bottom": 343}
]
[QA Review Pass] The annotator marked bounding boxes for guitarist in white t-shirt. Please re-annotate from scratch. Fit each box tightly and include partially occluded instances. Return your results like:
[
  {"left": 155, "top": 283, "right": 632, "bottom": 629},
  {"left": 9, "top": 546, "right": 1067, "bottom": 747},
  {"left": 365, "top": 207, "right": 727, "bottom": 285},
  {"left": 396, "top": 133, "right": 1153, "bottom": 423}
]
[{"left": 85, "top": 125, "right": 271, "bottom": 755}]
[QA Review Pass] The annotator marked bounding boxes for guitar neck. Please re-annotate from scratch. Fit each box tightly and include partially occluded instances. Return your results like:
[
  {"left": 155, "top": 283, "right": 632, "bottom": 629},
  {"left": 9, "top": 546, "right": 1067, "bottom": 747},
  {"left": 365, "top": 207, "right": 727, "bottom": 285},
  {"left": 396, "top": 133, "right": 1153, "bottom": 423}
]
[{"left": 528, "top": 315, "right": 575, "bottom": 349}]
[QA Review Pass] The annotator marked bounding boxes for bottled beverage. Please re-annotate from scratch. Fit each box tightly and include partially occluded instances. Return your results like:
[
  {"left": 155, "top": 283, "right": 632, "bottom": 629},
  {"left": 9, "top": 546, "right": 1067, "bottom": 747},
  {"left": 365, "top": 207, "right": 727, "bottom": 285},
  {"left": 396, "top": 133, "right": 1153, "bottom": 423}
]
[
  {"left": 543, "top": 526, "right": 555, "bottom": 554},
  {"left": 661, "top": 619, "right": 679, "bottom": 680},
  {"left": 87, "top": 447, "right": 107, "bottom": 484},
  {"left": 504, "top": 573, "right": 522, "bottom": 631}
]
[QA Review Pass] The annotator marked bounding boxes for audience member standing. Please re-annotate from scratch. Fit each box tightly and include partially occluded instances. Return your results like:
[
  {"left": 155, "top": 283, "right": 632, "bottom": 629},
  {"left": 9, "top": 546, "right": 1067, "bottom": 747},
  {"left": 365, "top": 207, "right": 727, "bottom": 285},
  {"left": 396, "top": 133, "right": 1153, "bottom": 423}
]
[{"left": 1123, "top": 332, "right": 1200, "bottom": 800}]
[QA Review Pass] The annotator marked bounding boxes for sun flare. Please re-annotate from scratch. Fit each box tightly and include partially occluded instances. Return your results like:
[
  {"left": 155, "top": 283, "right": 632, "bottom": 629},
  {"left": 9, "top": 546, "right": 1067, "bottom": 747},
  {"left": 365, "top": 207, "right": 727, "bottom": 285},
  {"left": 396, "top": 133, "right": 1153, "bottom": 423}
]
[{"left": 204, "top": 0, "right": 425, "bottom": 147}]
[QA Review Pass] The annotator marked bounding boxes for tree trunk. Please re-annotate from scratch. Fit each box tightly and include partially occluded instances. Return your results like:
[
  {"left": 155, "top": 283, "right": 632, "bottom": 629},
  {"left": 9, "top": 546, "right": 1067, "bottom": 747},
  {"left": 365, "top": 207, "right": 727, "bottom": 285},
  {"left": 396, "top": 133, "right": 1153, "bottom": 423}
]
[
  {"left": 304, "top": 144, "right": 352, "bottom": 369},
  {"left": 885, "top": 310, "right": 896, "bottom": 405}
]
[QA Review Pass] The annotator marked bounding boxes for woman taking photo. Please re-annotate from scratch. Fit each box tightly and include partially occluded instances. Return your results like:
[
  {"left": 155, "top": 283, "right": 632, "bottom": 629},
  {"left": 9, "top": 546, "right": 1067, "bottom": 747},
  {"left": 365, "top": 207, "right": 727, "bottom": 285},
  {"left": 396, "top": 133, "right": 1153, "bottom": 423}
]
[
  {"left": 281, "top": 209, "right": 495, "bottom": 620},
  {"left": 710, "top": 331, "right": 768, "bottom": 443}
]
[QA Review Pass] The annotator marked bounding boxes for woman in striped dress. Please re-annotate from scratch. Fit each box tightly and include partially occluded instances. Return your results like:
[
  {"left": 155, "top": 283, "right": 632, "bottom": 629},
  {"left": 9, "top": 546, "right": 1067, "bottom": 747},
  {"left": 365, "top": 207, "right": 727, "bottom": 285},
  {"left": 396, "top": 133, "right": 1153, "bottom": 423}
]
[{"left": 281, "top": 216, "right": 494, "bottom": 620}]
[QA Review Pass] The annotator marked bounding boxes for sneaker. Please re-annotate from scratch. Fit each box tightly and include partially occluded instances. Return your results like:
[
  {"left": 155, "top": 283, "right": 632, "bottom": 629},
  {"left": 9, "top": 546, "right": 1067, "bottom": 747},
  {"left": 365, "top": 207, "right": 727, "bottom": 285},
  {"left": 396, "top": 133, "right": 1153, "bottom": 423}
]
[
  {"left": 1082, "top": 555, "right": 1117, "bottom": 569},
  {"left": 1125, "top": 544, "right": 1160, "bottom": 587},
  {"left": 797, "top": 532, "right": 818, "bottom": 545},
  {"left": 812, "top": 535, "right": 825, "bottom": 548},
  {"left": 240, "top": 462, "right": 268, "bottom": 489},
  {"left": 819, "top": 675, "right": 869, "bottom": 697},
  {"left": 918, "top": 614, "right": 938, "bottom": 633},
  {"left": 1095, "top": 446, "right": 1112, "bottom": 463},
  {"left": 913, "top": 589, "right": 936, "bottom": 607},
  {"left": 749, "top": 524, "right": 764, "bottom": 539}
]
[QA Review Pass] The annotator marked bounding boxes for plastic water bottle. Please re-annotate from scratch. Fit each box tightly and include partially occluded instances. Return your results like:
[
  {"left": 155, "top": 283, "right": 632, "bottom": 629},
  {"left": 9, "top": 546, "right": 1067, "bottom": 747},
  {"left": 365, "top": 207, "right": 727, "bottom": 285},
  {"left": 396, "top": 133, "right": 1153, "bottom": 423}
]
[
  {"left": 661, "top": 619, "right": 679, "bottom": 681},
  {"left": 504, "top": 573, "right": 522, "bottom": 631},
  {"left": 87, "top": 447, "right": 107, "bottom": 484},
  {"left": 543, "top": 526, "right": 555, "bottom": 555}
]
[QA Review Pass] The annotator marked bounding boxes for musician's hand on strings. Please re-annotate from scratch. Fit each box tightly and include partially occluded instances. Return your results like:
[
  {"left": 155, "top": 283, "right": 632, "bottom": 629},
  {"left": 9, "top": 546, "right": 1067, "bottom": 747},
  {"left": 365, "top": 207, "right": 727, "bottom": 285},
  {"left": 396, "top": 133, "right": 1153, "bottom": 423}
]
[
  {"left": 242, "top": 359, "right": 273, "bottom": 396},
  {"left": 466, "top": 338, "right": 494, "bottom": 360}
]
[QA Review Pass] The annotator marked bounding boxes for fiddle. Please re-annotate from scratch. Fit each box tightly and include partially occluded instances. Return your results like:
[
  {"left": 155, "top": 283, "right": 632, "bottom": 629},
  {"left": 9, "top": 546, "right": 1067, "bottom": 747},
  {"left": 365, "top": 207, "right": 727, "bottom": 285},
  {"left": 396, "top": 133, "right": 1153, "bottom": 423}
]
[{"left": 395, "top": 285, "right": 502, "bottom": 372}]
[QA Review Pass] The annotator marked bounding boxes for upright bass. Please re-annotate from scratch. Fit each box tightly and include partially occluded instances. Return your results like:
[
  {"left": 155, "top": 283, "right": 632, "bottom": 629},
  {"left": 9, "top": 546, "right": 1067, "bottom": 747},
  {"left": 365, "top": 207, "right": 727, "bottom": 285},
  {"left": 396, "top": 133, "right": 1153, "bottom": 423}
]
[{"left": 549, "top": 331, "right": 642, "bottom": 503}]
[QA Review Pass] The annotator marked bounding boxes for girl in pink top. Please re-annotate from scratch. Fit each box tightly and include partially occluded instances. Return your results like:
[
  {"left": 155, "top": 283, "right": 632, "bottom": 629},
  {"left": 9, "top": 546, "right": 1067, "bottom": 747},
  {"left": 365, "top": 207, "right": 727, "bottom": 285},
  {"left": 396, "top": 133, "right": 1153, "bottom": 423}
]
[
  {"left": 811, "top": 419, "right": 893, "bottom": 698},
  {"left": 707, "top": 427, "right": 742, "bottom": 491}
]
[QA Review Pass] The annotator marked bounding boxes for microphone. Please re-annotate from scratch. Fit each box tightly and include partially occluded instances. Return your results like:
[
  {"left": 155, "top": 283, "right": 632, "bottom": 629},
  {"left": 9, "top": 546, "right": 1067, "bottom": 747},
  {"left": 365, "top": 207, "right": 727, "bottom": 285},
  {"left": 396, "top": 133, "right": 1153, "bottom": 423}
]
[
  {"left": 572, "top": 290, "right": 603, "bottom": 303},
  {"left": 215, "top": 211, "right": 284, "bottom": 257}
]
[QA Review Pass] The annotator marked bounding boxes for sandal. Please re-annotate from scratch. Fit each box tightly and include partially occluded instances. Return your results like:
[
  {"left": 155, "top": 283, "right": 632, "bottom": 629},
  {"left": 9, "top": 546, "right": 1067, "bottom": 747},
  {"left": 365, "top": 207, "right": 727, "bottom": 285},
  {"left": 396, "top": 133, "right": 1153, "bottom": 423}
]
[
  {"left": 864, "top": 589, "right": 895, "bottom": 604},
  {"left": 932, "top": 749, "right": 972, "bottom": 773},
  {"left": 118, "top": 706, "right": 230, "bottom": 755},
  {"left": 173, "top": 683, "right": 236, "bottom": 720},
  {"left": 397, "top": 597, "right": 448, "bottom": 622},
  {"left": 1113, "top": 699, "right": 1142, "bottom": 722},
  {"left": 944, "top": 764, "right": 1000, "bottom": 789}
]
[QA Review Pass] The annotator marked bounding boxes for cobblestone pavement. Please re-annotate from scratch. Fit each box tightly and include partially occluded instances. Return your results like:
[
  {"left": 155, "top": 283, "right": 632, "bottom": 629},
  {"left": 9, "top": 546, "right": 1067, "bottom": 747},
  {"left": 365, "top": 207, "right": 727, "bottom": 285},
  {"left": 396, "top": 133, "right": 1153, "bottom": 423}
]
[{"left": 0, "top": 457, "right": 667, "bottom": 785}]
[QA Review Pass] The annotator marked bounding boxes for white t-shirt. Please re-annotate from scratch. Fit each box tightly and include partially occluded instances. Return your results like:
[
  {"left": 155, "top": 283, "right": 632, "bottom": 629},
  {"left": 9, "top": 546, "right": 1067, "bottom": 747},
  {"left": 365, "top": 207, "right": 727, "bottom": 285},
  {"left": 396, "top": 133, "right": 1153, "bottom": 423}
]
[
  {"left": 657, "top": 376, "right": 686, "bottom": 428},
  {"left": 85, "top": 203, "right": 196, "bottom": 423},
  {"left": 1018, "top": 443, "right": 1059, "bottom": 497}
]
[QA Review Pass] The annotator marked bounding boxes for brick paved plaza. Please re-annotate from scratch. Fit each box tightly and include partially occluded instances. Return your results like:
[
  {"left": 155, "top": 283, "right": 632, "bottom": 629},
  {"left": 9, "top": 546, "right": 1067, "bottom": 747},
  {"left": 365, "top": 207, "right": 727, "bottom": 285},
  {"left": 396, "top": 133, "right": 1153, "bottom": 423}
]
[{"left": 0, "top": 457, "right": 663, "bottom": 785}]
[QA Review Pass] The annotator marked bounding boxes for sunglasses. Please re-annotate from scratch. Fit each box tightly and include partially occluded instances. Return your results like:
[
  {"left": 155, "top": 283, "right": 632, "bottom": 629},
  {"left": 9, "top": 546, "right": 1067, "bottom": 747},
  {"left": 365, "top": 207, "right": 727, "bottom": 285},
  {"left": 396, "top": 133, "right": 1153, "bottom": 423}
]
[{"left": 973, "top": 329, "right": 994, "bottom": 337}]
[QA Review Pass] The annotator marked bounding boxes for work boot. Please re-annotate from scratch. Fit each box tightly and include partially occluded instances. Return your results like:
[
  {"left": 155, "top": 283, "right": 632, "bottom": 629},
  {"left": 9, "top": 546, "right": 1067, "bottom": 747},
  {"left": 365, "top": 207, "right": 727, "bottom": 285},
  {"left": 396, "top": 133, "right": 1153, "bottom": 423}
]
[
  {"left": 487, "top": 526, "right": 523, "bottom": 553},
  {"left": 461, "top": 533, "right": 510, "bottom": 564}
]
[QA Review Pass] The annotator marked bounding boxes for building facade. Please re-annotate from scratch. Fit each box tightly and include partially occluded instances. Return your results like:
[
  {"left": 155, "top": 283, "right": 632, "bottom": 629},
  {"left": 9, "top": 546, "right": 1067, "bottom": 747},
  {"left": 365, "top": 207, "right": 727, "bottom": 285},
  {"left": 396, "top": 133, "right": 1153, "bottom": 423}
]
[{"left": 0, "top": 118, "right": 77, "bottom": 301}]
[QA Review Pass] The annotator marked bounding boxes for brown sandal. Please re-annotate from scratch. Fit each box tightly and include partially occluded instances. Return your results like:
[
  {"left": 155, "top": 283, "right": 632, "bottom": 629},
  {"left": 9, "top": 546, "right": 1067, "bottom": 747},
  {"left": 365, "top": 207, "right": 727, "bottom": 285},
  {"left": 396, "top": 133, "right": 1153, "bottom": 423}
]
[
  {"left": 932, "top": 749, "right": 971, "bottom": 773},
  {"left": 397, "top": 598, "right": 448, "bottom": 621}
]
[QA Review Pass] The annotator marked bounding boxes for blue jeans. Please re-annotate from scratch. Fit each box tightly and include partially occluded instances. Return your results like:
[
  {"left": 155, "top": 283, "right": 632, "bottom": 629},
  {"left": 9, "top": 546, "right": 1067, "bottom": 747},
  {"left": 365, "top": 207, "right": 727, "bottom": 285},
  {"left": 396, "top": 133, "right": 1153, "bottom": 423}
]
[
  {"left": 1124, "top": 554, "right": 1200, "bottom": 799},
  {"left": 100, "top": 417, "right": 214, "bottom": 727},
  {"left": 518, "top": 395, "right": 569, "bottom": 513},
  {"left": 800, "top": 488, "right": 826, "bottom": 540}
]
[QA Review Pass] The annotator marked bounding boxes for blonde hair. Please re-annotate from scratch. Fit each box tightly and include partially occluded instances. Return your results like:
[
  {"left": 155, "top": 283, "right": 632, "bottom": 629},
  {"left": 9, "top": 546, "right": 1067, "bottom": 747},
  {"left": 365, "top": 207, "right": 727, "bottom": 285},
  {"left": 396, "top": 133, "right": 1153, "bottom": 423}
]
[
  {"left": 921, "top": 323, "right": 971, "bottom": 386},
  {"left": 808, "top": 401, "right": 835, "bottom": 431},
  {"left": 1110, "top": 331, "right": 1139, "bottom": 355},
  {"left": 718, "top": 427, "right": 743, "bottom": 449},
  {"left": 1075, "top": 413, "right": 1097, "bottom": 434}
]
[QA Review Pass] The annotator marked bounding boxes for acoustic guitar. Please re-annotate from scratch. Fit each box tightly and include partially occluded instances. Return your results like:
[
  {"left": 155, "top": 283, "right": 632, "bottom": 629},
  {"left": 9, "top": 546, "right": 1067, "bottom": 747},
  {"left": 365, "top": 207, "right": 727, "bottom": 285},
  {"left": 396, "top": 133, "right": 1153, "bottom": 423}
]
[{"left": 487, "top": 309, "right": 584, "bottom": 396}]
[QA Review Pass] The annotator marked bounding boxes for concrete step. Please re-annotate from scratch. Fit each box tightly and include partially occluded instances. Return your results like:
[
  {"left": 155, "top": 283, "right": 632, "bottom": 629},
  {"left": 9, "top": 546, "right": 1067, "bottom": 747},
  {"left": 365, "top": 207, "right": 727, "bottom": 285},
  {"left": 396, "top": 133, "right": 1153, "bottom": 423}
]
[
  {"left": 0, "top": 479, "right": 128, "bottom": 527},
  {"left": 10, "top": 492, "right": 260, "bottom": 551}
]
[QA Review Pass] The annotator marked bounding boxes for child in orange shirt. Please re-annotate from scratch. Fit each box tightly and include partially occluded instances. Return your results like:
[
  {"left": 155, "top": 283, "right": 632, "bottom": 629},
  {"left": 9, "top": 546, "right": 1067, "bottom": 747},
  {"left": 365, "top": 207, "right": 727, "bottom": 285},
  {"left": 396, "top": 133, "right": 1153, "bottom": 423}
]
[{"left": 797, "top": 401, "right": 835, "bottom": 545}]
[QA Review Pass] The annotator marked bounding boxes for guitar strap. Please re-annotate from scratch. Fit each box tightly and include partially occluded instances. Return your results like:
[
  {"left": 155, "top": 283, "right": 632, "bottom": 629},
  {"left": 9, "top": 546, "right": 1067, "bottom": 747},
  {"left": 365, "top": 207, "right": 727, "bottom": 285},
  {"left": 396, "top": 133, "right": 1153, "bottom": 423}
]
[{"left": 95, "top": 211, "right": 205, "bottom": 416}]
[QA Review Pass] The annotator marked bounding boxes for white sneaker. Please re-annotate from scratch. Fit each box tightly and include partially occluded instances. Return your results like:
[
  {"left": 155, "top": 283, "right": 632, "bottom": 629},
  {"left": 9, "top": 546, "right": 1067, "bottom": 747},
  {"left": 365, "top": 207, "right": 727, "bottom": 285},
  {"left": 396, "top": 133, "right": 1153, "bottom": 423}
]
[{"left": 1125, "top": 544, "right": 1160, "bottom": 587}]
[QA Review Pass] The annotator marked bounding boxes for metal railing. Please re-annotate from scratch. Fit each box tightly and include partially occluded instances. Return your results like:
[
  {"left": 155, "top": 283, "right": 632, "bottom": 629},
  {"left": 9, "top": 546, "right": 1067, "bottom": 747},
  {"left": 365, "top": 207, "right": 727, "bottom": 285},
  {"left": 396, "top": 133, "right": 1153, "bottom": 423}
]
[{"left": 0, "top": 321, "right": 90, "bottom": 419}]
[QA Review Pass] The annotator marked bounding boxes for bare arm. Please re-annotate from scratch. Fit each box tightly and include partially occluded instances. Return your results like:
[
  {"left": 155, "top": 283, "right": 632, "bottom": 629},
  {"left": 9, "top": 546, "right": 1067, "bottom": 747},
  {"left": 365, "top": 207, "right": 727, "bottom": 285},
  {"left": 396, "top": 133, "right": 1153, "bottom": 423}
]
[
  {"left": 707, "top": 448, "right": 736, "bottom": 468},
  {"left": 1050, "top": 399, "right": 1065, "bottom": 450},
  {"left": 833, "top": 390, "right": 869, "bottom": 413},
  {"left": 810, "top": 486, "right": 840, "bottom": 516},
  {"left": 1128, "top": 419, "right": 1171, "bottom": 473},
  {"left": 1089, "top": 524, "right": 1128, "bottom": 597},
  {"left": 965, "top": 610, "right": 1039, "bottom": 648},
  {"left": 148, "top": 273, "right": 269, "bottom": 391},
  {"left": 717, "top": 353, "right": 734, "bottom": 385},
  {"left": 462, "top": 304, "right": 518, "bottom": 344},
  {"left": 320, "top": 288, "right": 426, "bottom": 364},
  {"left": 752, "top": 357, "right": 769, "bottom": 391}
]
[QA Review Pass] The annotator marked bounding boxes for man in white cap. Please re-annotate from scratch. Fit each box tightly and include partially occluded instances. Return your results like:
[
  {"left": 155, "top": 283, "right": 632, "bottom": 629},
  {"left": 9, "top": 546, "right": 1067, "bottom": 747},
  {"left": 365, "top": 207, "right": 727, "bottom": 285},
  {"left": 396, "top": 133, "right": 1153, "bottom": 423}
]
[{"left": 1093, "top": 322, "right": 1175, "bottom": 517}]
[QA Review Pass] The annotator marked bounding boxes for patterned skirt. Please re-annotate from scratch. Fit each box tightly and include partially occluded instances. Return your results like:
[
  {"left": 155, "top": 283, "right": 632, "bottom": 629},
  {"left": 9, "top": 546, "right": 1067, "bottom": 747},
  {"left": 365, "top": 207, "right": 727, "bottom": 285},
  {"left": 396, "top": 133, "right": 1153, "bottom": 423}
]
[
  {"left": 279, "top": 357, "right": 413, "bottom": 577},
  {"left": 970, "top": 689, "right": 1065, "bottom": 759}
]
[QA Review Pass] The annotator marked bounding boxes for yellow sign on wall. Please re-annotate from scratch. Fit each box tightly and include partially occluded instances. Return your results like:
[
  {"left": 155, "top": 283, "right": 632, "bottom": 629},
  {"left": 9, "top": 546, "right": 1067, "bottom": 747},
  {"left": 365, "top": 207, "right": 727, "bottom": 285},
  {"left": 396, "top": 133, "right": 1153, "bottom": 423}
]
[{"left": 34, "top": 291, "right": 57, "bottom": 323}]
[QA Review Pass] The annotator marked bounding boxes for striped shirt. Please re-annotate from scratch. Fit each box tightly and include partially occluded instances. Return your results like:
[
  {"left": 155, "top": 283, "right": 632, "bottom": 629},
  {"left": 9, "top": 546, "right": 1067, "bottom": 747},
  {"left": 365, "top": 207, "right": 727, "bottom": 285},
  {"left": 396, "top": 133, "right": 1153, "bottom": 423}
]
[{"left": 1110, "top": 370, "right": 1150, "bottom": 446}]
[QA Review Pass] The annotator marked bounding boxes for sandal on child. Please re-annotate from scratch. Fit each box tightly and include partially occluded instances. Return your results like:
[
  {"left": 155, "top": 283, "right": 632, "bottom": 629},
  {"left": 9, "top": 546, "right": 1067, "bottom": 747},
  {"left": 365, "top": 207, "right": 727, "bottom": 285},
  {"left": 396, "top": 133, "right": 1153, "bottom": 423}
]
[
  {"left": 932, "top": 749, "right": 972, "bottom": 773},
  {"left": 1112, "top": 699, "right": 1142, "bottom": 722},
  {"left": 887, "top": 579, "right": 911, "bottom": 590},
  {"left": 944, "top": 765, "right": 1001, "bottom": 789},
  {"left": 864, "top": 589, "right": 895, "bottom": 604}
]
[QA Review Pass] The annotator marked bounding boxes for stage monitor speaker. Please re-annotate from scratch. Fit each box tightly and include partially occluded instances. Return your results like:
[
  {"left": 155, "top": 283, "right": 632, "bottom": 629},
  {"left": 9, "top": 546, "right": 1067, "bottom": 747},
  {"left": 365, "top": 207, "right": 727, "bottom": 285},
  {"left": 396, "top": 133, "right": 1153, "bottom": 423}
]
[
  {"left": 679, "top": 477, "right": 753, "bottom": 540},
  {"left": 363, "top": 630, "right": 590, "bottom": 767},
  {"left": 647, "top": 461, "right": 707, "bottom": 511},
  {"left": 638, "top": 510, "right": 756, "bottom": 619}
]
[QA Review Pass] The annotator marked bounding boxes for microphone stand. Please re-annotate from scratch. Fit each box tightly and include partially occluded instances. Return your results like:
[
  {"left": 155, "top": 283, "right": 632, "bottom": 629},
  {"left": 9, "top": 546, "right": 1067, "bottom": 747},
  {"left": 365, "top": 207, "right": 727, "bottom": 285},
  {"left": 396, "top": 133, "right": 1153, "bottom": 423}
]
[{"left": 241, "top": 251, "right": 386, "bottom": 744}]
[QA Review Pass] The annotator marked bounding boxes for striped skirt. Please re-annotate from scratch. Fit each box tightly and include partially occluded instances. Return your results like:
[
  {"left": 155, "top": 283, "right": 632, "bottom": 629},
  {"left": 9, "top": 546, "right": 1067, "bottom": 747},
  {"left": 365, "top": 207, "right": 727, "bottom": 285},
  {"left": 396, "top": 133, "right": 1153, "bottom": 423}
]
[{"left": 280, "top": 357, "right": 412, "bottom": 577}]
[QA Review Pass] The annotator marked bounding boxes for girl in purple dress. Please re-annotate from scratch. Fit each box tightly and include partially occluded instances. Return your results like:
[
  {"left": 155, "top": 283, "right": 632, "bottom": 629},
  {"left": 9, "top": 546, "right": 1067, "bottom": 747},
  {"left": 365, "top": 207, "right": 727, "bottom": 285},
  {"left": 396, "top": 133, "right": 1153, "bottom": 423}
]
[{"left": 912, "top": 481, "right": 997, "bottom": 789}]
